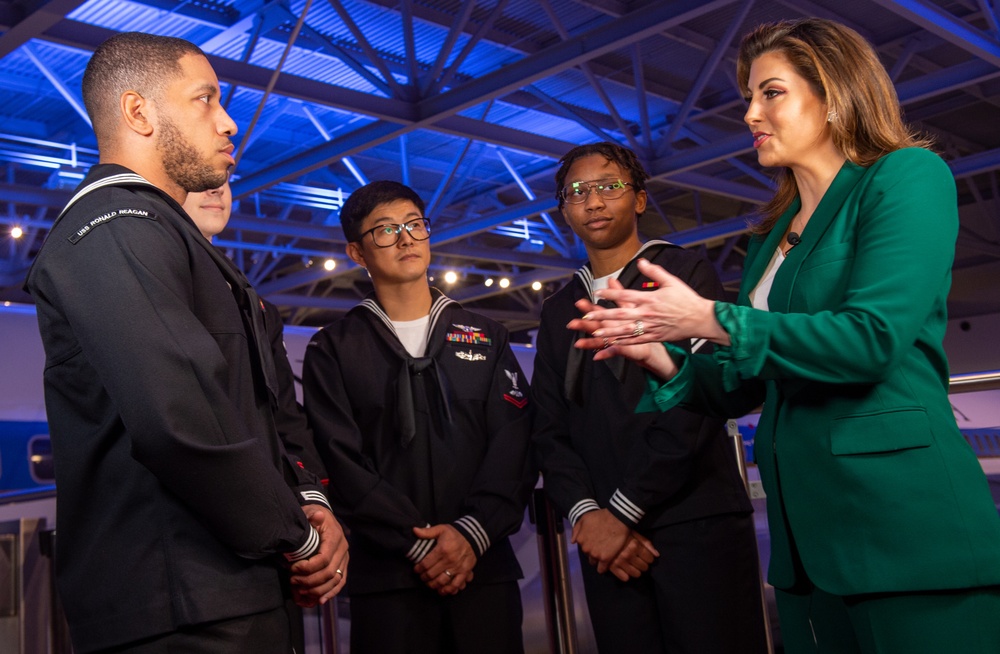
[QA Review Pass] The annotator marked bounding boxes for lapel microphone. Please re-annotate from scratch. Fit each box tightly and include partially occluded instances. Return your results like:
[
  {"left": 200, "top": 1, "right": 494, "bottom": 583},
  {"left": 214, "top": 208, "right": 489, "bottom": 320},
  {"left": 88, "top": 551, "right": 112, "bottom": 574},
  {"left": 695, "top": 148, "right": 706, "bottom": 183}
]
[{"left": 787, "top": 232, "right": 802, "bottom": 247}]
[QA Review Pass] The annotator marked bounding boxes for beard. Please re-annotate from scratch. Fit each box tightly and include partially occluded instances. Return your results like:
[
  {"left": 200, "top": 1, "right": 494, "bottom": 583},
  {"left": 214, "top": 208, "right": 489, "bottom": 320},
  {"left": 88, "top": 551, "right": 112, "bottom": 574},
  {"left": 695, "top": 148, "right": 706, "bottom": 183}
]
[{"left": 156, "top": 115, "right": 229, "bottom": 193}]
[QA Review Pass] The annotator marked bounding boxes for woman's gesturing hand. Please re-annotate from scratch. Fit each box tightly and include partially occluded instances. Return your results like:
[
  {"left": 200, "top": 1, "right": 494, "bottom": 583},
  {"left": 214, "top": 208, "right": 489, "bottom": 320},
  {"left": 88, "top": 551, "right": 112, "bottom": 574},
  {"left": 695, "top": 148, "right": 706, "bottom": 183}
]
[{"left": 577, "top": 259, "right": 730, "bottom": 347}]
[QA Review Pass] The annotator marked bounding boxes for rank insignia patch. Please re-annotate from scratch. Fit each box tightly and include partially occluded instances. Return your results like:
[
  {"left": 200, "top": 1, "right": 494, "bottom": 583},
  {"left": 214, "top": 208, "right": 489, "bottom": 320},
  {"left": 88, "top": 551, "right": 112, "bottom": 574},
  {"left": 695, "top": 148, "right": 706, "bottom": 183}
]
[
  {"left": 503, "top": 369, "right": 527, "bottom": 408},
  {"left": 446, "top": 324, "right": 492, "bottom": 346}
]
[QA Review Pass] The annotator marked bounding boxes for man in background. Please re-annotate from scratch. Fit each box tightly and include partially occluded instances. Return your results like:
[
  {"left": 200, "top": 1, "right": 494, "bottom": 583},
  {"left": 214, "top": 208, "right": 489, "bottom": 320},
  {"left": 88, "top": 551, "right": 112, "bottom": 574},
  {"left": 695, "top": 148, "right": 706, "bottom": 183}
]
[{"left": 183, "top": 181, "right": 349, "bottom": 650}]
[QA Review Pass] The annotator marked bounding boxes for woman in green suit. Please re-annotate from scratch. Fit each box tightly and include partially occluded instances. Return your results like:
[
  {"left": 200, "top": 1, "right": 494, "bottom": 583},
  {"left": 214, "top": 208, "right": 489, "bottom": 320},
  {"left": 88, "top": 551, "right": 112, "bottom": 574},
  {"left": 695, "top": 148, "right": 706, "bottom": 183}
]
[{"left": 571, "top": 18, "right": 1000, "bottom": 653}]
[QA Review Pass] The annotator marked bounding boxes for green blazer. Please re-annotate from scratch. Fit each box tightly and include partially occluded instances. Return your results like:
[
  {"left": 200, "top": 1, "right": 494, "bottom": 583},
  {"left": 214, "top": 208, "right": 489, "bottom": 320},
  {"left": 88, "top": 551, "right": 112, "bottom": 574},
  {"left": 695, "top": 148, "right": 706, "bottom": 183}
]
[{"left": 668, "top": 147, "right": 1000, "bottom": 596}]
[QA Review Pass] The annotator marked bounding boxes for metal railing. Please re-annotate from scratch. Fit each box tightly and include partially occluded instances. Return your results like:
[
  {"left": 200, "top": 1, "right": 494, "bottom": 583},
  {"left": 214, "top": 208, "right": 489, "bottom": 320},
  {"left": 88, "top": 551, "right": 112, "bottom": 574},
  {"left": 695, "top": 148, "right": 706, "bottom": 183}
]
[
  {"left": 529, "top": 489, "right": 579, "bottom": 654},
  {"left": 949, "top": 370, "right": 1000, "bottom": 393}
]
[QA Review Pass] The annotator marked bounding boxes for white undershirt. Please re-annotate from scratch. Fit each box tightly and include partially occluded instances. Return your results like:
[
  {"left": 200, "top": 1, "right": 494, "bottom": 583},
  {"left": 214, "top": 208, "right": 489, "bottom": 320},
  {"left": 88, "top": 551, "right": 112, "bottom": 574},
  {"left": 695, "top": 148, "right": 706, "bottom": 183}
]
[
  {"left": 593, "top": 267, "right": 624, "bottom": 293},
  {"left": 749, "top": 248, "right": 785, "bottom": 312},
  {"left": 392, "top": 315, "right": 431, "bottom": 357}
]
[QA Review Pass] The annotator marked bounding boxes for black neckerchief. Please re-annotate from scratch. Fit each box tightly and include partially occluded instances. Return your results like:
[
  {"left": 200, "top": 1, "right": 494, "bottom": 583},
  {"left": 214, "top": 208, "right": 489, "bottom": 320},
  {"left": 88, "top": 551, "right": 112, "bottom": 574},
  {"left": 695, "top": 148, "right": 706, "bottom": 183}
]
[{"left": 354, "top": 289, "right": 458, "bottom": 447}]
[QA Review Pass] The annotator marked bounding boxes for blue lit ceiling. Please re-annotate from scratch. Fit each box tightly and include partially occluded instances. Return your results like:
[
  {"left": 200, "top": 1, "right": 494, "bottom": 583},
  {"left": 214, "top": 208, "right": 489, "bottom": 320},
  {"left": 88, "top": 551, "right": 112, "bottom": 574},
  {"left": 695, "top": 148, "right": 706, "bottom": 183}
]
[{"left": 1, "top": 0, "right": 999, "bottom": 330}]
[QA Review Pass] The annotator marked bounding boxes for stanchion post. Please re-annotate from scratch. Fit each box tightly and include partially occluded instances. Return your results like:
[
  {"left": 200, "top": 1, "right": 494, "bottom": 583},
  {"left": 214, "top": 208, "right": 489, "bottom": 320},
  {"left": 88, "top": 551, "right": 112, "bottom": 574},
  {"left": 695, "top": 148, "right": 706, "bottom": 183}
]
[
  {"left": 38, "top": 527, "right": 72, "bottom": 654},
  {"left": 529, "top": 487, "right": 579, "bottom": 654},
  {"left": 727, "top": 419, "right": 775, "bottom": 654},
  {"left": 318, "top": 597, "right": 339, "bottom": 654}
]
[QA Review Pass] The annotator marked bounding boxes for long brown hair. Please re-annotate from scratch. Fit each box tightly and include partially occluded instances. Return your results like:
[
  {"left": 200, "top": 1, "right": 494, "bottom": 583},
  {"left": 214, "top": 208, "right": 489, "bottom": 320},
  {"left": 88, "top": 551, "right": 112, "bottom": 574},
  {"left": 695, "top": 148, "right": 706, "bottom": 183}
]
[{"left": 736, "top": 18, "right": 933, "bottom": 233}]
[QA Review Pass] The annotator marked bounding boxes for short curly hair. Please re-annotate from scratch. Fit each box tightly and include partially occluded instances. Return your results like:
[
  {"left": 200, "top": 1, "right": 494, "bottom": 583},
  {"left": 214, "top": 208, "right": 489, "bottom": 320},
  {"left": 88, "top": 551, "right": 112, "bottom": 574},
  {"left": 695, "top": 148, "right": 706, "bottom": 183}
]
[{"left": 553, "top": 142, "right": 649, "bottom": 209}]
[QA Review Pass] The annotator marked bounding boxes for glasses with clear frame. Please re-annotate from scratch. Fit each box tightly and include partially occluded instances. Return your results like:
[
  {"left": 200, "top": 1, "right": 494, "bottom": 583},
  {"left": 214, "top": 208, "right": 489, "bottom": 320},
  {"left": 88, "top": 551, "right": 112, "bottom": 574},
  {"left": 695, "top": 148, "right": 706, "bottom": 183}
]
[
  {"left": 361, "top": 218, "right": 432, "bottom": 248},
  {"left": 560, "top": 179, "right": 634, "bottom": 204}
]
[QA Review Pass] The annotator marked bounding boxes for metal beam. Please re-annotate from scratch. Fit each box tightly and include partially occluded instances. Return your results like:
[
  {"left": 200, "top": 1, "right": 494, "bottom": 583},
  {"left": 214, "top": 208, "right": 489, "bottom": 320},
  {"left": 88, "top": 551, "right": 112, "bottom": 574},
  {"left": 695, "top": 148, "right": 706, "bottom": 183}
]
[
  {"left": 631, "top": 43, "right": 652, "bottom": 154},
  {"left": 978, "top": 0, "right": 1000, "bottom": 37},
  {"left": 524, "top": 86, "right": 612, "bottom": 144},
  {"left": 27, "top": 16, "right": 999, "bottom": 196},
  {"left": 232, "top": 1, "right": 742, "bottom": 193},
  {"left": 21, "top": 43, "right": 91, "bottom": 126},
  {"left": 869, "top": 0, "right": 1000, "bottom": 68},
  {"left": 650, "top": 132, "right": 754, "bottom": 176},
  {"left": 416, "top": 0, "right": 737, "bottom": 121},
  {"left": 199, "top": 7, "right": 261, "bottom": 53},
  {"left": 666, "top": 214, "right": 751, "bottom": 246},
  {"left": 325, "top": 0, "right": 406, "bottom": 98},
  {"left": 231, "top": 120, "right": 404, "bottom": 196},
  {"left": 895, "top": 58, "right": 1000, "bottom": 103},
  {"left": 950, "top": 147, "right": 1000, "bottom": 178},
  {"left": 432, "top": 197, "right": 557, "bottom": 245},
  {"left": 430, "top": 0, "right": 511, "bottom": 95},
  {"left": 432, "top": 115, "right": 573, "bottom": 159},
  {"left": 38, "top": 19, "right": 418, "bottom": 123},
  {"left": 663, "top": 0, "right": 753, "bottom": 145},
  {"left": 668, "top": 171, "right": 772, "bottom": 204},
  {"left": 0, "top": 0, "right": 88, "bottom": 58}
]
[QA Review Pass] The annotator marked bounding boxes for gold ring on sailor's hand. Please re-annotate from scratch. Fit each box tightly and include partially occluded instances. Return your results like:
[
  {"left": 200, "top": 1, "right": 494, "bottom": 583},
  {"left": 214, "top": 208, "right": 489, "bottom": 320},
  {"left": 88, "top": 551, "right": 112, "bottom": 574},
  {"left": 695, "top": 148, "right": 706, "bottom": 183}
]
[
  {"left": 632, "top": 320, "right": 644, "bottom": 337},
  {"left": 335, "top": 569, "right": 343, "bottom": 576},
  {"left": 444, "top": 570, "right": 454, "bottom": 578}
]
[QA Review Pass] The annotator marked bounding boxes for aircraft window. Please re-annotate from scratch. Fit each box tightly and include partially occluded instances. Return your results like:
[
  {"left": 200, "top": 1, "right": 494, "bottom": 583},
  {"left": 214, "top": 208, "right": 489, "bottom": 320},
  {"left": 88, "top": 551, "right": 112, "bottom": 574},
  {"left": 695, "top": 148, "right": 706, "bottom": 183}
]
[{"left": 29, "top": 436, "right": 54, "bottom": 484}]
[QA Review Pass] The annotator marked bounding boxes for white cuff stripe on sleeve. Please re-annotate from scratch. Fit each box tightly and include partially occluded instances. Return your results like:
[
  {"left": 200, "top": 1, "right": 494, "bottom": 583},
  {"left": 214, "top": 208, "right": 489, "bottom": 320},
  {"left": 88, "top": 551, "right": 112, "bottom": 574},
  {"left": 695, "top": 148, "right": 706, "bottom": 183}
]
[
  {"left": 285, "top": 525, "right": 320, "bottom": 562},
  {"left": 568, "top": 499, "right": 600, "bottom": 526},
  {"left": 455, "top": 515, "right": 489, "bottom": 555},
  {"left": 407, "top": 525, "right": 436, "bottom": 562},
  {"left": 299, "top": 490, "right": 331, "bottom": 510},
  {"left": 407, "top": 538, "right": 436, "bottom": 562},
  {"left": 610, "top": 489, "right": 644, "bottom": 524}
]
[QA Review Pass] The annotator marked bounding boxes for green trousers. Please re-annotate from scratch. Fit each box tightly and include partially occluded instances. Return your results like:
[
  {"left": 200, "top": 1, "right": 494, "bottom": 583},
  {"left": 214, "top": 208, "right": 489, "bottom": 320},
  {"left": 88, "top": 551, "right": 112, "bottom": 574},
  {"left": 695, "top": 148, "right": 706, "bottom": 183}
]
[{"left": 775, "top": 585, "right": 1000, "bottom": 653}]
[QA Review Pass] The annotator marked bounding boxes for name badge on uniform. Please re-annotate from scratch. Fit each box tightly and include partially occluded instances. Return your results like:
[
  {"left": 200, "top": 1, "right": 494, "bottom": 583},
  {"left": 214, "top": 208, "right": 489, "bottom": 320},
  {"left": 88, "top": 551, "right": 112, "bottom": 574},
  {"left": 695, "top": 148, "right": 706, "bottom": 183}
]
[{"left": 68, "top": 208, "right": 152, "bottom": 244}]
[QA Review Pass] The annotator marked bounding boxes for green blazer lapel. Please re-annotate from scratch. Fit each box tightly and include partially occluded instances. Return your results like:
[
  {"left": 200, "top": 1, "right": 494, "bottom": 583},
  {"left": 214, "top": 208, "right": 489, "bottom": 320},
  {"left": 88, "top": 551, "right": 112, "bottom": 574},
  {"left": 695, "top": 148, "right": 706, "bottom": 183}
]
[
  {"left": 737, "top": 200, "right": 798, "bottom": 306},
  {"left": 765, "top": 161, "right": 868, "bottom": 313}
]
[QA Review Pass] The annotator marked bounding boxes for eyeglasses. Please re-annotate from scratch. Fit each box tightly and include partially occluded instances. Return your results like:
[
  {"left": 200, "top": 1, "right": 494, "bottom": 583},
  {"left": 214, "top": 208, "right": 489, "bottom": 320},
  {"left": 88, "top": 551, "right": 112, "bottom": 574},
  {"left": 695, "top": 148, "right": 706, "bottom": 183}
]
[
  {"left": 560, "top": 179, "right": 634, "bottom": 204},
  {"left": 360, "top": 218, "right": 431, "bottom": 248}
]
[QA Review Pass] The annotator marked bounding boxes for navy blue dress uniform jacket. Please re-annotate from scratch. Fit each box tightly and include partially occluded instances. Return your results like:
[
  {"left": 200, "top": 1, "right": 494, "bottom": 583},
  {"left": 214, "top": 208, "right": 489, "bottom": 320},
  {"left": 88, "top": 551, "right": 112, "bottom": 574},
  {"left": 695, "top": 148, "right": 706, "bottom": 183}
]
[
  {"left": 532, "top": 241, "right": 752, "bottom": 532},
  {"left": 263, "top": 298, "right": 329, "bottom": 485},
  {"left": 24, "top": 165, "right": 326, "bottom": 652},
  {"left": 302, "top": 291, "right": 534, "bottom": 594}
]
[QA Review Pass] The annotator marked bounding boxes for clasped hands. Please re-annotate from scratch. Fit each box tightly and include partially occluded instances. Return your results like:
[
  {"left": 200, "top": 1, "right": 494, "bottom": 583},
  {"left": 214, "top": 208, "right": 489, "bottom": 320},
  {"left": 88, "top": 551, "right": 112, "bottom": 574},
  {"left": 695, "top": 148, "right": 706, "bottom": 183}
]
[
  {"left": 573, "top": 509, "right": 659, "bottom": 582},
  {"left": 413, "top": 524, "right": 477, "bottom": 596},
  {"left": 289, "top": 504, "right": 350, "bottom": 607}
]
